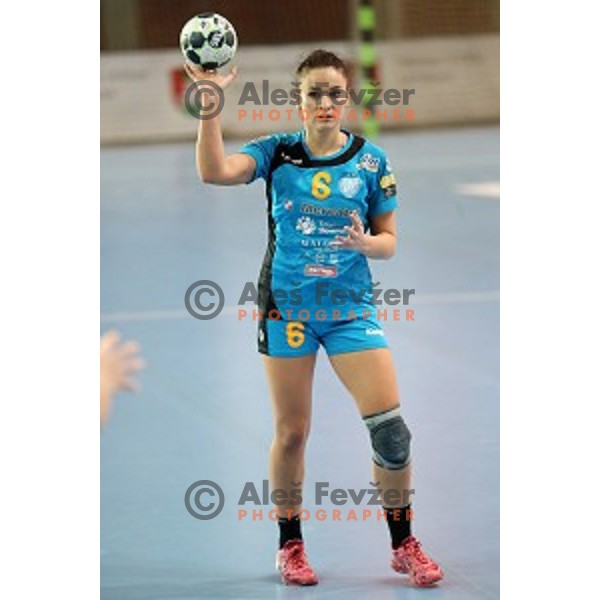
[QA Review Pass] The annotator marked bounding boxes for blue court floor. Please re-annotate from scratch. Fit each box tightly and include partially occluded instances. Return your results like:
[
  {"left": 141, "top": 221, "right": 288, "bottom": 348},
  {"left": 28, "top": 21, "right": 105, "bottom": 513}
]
[{"left": 101, "top": 126, "right": 499, "bottom": 599}]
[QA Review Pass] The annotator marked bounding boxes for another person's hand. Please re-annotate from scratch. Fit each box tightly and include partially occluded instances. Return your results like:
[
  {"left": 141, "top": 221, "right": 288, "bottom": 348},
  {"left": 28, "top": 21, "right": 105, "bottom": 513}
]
[{"left": 100, "top": 330, "right": 145, "bottom": 426}]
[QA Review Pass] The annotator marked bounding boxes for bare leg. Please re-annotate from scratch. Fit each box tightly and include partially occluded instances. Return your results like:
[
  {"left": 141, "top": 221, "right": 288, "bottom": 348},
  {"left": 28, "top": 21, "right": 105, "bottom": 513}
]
[
  {"left": 329, "top": 349, "right": 411, "bottom": 507},
  {"left": 263, "top": 354, "right": 317, "bottom": 518},
  {"left": 329, "top": 348, "right": 443, "bottom": 586}
]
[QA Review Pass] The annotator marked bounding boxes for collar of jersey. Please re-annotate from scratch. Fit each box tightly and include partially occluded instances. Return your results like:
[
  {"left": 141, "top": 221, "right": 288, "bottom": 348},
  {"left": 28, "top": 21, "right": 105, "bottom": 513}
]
[{"left": 300, "top": 129, "right": 354, "bottom": 162}]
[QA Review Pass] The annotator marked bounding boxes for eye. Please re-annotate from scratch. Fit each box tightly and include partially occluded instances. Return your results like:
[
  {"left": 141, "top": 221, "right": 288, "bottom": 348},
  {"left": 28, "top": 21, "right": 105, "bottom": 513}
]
[
  {"left": 330, "top": 90, "right": 346, "bottom": 99},
  {"left": 307, "top": 91, "right": 319, "bottom": 99}
]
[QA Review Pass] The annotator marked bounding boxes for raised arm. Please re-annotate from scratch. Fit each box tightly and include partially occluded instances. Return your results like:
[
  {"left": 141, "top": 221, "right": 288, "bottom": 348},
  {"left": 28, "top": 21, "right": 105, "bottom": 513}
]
[{"left": 184, "top": 64, "right": 256, "bottom": 185}]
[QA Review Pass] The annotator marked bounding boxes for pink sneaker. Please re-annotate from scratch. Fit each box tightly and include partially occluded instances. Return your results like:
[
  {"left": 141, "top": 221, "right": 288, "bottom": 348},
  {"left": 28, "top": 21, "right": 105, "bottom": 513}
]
[
  {"left": 275, "top": 540, "right": 319, "bottom": 586},
  {"left": 391, "top": 536, "right": 444, "bottom": 586}
]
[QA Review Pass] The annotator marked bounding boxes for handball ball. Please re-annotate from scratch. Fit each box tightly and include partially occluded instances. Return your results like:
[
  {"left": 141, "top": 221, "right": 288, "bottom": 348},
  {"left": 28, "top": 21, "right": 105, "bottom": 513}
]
[{"left": 180, "top": 13, "right": 238, "bottom": 70}]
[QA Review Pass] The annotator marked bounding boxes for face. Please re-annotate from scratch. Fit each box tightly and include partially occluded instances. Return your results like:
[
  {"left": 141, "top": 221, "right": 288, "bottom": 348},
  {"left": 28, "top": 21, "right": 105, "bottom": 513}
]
[{"left": 298, "top": 67, "right": 349, "bottom": 131}]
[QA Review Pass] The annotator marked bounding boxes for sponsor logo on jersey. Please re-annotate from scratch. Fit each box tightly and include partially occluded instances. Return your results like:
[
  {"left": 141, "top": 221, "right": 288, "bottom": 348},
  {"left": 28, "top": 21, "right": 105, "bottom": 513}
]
[
  {"left": 301, "top": 238, "right": 334, "bottom": 247},
  {"left": 304, "top": 264, "right": 338, "bottom": 278},
  {"left": 296, "top": 216, "right": 316, "bottom": 235},
  {"left": 317, "top": 225, "right": 345, "bottom": 235},
  {"left": 365, "top": 328, "right": 384, "bottom": 336},
  {"left": 281, "top": 151, "right": 304, "bottom": 165},
  {"left": 380, "top": 174, "right": 396, "bottom": 188},
  {"left": 338, "top": 174, "right": 363, "bottom": 199},
  {"left": 313, "top": 250, "right": 339, "bottom": 265},
  {"left": 379, "top": 173, "right": 397, "bottom": 198},
  {"left": 301, "top": 203, "right": 353, "bottom": 217},
  {"left": 357, "top": 153, "right": 380, "bottom": 173},
  {"left": 284, "top": 199, "right": 294, "bottom": 211}
]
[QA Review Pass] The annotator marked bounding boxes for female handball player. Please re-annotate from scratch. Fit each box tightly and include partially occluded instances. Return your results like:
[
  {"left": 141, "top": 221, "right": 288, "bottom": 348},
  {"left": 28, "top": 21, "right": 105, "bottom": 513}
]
[{"left": 185, "top": 49, "right": 443, "bottom": 587}]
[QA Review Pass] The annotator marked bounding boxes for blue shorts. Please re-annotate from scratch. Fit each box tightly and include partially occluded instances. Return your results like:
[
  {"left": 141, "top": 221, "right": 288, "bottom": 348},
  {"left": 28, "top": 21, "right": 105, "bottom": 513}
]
[{"left": 257, "top": 309, "right": 388, "bottom": 357}]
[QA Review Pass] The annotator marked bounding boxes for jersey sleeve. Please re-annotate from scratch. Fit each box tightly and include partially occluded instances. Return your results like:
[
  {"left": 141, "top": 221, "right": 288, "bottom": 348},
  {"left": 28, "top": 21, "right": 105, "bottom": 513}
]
[
  {"left": 367, "top": 152, "right": 398, "bottom": 218},
  {"left": 238, "top": 134, "right": 282, "bottom": 182}
]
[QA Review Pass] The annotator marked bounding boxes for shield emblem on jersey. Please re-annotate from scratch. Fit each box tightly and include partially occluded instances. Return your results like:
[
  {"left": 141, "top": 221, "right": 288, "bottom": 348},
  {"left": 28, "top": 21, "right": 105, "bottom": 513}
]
[{"left": 338, "top": 175, "right": 362, "bottom": 199}]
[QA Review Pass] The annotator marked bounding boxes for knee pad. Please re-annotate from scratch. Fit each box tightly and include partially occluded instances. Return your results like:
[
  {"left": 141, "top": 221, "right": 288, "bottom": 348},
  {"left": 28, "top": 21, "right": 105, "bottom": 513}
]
[{"left": 363, "top": 406, "right": 411, "bottom": 470}]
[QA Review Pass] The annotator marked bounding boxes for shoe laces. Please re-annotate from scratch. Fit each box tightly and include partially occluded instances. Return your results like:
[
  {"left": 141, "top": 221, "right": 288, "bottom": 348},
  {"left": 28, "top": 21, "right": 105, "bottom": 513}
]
[
  {"left": 405, "top": 538, "right": 431, "bottom": 565},
  {"left": 285, "top": 542, "right": 311, "bottom": 572}
]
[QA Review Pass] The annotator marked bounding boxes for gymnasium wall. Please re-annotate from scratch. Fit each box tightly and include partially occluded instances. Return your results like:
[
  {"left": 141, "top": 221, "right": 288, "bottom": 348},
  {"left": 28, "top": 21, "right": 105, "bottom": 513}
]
[
  {"left": 101, "top": 0, "right": 499, "bottom": 50},
  {"left": 100, "top": 34, "right": 499, "bottom": 145}
]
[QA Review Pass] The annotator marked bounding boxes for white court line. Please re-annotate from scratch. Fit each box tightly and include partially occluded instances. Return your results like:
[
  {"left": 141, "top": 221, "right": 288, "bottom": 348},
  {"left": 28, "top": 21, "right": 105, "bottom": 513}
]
[
  {"left": 100, "top": 290, "right": 499, "bottom": 323},
  {"left": 456, "top": 181, "right": 500, "bottom": 199}
]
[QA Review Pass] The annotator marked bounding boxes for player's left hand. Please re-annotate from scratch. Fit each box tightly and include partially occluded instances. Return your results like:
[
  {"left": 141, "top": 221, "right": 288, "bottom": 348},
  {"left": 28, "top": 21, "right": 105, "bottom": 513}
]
[{"left": 332, "top": 211, "right": 371, "bottom": 254}]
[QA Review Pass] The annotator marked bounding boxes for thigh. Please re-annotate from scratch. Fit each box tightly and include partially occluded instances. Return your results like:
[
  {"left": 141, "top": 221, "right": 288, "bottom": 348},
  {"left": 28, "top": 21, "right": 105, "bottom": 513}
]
[
  {"left": 263, "top": 354, "right": 318, "bottom": 426},
  {"left": 329, "top": 348, "right": 399, "bottom": 417}
]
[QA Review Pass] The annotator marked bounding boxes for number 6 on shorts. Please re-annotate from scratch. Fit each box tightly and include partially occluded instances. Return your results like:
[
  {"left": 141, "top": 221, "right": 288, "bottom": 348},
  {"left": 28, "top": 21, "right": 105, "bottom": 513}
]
[{"left": 286, "top": 322, "right": 305, "bottom": 348}]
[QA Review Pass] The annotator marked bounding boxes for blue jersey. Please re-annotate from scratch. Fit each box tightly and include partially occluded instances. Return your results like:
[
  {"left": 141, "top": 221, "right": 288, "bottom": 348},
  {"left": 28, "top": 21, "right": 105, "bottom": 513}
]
[{"left": 239, "top": 129, "right": 398, "bottom": 323}]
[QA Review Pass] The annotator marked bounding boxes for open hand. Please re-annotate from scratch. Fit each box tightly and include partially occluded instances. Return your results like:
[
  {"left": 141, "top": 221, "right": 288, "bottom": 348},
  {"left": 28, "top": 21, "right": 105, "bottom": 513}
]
[
  {"left": 332, "top": 211, "right": 371, "bottom": 254},
  {"left": 100, "top": 330, "right": 145, "bottom": 426}
]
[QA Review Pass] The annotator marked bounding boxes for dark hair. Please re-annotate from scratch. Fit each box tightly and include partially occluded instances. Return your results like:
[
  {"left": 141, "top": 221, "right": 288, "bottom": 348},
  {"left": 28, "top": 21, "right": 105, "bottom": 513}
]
[{"left": 296, "top": 49, "right": 352, "bottom": 84}]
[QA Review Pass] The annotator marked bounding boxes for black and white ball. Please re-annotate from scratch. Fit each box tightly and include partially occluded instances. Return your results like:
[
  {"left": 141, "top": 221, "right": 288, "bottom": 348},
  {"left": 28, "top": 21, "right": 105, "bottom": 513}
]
[{"left": 180, "top": 13, "right": 238, "bottom": 70}]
